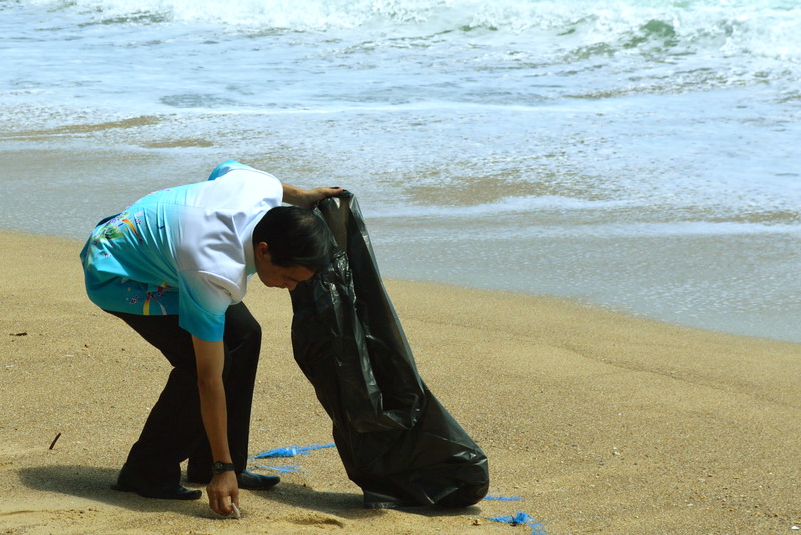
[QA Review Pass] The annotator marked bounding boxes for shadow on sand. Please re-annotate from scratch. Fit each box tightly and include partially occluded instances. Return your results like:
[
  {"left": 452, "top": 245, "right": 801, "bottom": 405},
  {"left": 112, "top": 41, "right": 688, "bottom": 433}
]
[
  {"left": 18, "top": 464, "right": 481, "bottom": 521},
  {"left": 17, "top": 465, "right": 204, "bottom": 517}
]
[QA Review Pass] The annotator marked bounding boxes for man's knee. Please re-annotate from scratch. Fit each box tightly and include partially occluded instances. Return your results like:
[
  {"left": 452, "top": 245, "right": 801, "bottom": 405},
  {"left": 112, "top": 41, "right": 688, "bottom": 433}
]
[
  {"left": 241, "top": 316, "right": 262, "bottom": 349},
  {"left": 225, "top": 303, "right": 262, "bottom": 353}
]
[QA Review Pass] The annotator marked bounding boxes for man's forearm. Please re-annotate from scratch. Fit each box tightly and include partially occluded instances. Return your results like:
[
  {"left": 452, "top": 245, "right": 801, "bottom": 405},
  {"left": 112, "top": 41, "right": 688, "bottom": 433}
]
[
  {"left": 192, "top": 337, "right": 231, "bottom": 464},
  {"left": 197, "top": 376, "right": 231, "bottom": 464},
  {"left": 281, "top": 183, "right": 310, "bottom": 207}
]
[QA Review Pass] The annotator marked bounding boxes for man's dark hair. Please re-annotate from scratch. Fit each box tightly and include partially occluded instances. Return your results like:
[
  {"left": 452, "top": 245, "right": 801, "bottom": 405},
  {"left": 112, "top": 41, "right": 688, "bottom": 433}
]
[{"left": 252, "top": 205, "right": 331, "bottom": 270}]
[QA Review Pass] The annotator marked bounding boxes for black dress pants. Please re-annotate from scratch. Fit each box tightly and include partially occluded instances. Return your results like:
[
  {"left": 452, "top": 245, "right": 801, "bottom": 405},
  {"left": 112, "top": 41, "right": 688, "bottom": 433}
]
[{"left": 107, "top": 302, "right": 262, "bottom": 484}]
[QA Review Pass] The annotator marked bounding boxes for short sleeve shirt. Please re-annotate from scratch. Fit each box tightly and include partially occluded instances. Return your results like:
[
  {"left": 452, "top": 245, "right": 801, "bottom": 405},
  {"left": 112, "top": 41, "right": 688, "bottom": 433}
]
[{"left": 80, "top": 161, "right": 283, "bottom": 341}]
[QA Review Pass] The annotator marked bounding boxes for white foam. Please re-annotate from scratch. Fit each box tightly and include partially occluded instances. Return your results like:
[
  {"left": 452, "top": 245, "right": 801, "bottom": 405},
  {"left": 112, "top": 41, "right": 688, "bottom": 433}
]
[{"left": 367, "top": 195, "right": 634, "bottom": 219}]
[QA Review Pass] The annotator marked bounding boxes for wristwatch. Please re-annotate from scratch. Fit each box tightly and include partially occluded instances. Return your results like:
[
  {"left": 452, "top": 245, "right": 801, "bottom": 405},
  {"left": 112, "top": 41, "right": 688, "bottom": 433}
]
[{"left": 212, "top": 461, "right": 235, "bottom": 475}]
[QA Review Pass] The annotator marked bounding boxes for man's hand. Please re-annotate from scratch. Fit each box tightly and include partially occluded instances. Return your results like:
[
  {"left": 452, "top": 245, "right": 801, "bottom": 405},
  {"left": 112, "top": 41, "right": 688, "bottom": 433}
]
[
  {"left": 305, "top": 186, "right": 344, "bottom": 207},
  {"left": 282, "top": 184, "right": 343, "bottom": 209},
  {"left": 206, "top": 471, "right": 239, "bottom": 516}
]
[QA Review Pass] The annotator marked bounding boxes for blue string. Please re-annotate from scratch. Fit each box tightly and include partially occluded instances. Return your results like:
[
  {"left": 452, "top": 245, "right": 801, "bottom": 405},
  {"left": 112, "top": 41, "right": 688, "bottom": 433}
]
[
  {"left": 487, "top": 511, "right": 547, "bottom": 535},
  {"left": 252, "top": 443, "right": 336, "bottom": 459},
  {"left": 253, "top": 464, "right": 303, "bottom": 473}
]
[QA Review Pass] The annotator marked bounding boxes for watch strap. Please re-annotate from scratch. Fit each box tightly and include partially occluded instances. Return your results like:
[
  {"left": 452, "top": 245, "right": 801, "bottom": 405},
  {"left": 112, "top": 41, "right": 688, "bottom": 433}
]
[{"left": 212, "top": 461, "right": 235, "bottom": 474}]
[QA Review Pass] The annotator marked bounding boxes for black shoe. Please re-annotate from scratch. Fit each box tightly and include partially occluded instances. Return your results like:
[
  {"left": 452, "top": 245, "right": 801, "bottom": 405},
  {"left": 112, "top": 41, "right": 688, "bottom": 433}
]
[
  {"left": 237, "top": 470, "right": 280, "bottom": 490},
  {"left": 187, "top": 468, "right": 280, "bottom": 489},
  {"left": 113, "top": 464, "right": 202, "bottom": 500}
]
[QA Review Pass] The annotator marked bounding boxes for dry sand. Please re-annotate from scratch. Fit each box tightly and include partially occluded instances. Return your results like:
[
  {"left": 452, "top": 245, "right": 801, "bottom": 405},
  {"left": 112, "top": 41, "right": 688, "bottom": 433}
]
[{"left": 1, "top": 230, "right": 799, "bottom": 534}]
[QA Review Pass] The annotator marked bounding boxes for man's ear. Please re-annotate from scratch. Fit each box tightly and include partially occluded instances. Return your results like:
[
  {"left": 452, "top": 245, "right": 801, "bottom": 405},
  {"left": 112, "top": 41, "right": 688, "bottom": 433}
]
[{"left": 255, "top": 241, "right": 269, "bottom": 260}]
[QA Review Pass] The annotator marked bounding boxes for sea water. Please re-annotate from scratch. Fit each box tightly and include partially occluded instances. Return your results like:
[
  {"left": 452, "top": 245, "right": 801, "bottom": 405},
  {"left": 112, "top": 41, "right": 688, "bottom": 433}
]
[{"left": 1, "top": 0, "right": 800, "bottom": 342}]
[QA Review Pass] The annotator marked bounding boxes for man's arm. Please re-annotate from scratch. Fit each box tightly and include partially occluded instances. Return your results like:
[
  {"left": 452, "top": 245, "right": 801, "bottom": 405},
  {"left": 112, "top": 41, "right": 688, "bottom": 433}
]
[
  {"left": 192, "top": 335, "right": 238, "bottom": 516},
  {"left": 282, "top": 183, "right": 343, "bottom": 209}
]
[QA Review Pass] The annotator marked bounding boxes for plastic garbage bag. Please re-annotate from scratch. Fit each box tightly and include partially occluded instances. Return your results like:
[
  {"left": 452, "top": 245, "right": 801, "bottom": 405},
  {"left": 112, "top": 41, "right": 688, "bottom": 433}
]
[{"left": 289, "top": 192, "right": 490, "bottom": 508}]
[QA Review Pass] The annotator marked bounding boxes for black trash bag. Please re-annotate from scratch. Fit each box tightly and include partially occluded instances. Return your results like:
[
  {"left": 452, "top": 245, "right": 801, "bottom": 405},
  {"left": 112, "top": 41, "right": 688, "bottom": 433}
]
[{"left": 289, "top": 193, "right": 490, "bottom": 508}]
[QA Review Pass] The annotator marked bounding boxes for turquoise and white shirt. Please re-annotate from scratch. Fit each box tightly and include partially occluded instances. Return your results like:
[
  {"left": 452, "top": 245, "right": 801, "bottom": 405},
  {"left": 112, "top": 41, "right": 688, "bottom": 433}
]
[{"left": 80, "top": 161, "right": 283, "bottom": 341}]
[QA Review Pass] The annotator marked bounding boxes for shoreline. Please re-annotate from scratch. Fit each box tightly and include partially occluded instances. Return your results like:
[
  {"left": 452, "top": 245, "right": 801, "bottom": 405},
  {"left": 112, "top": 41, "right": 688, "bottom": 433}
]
[
  {"left": 3, "top": 142, "right": 799, "bottom": 345},
  {"left": 4, "top": 220, "right": 800, "bottom": 346},
  {"left": 2, "top": 229, "right": 800, "bottom": 534}
]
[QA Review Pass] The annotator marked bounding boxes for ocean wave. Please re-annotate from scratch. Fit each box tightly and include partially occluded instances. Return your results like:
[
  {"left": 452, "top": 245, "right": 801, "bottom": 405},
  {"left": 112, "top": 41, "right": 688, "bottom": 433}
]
[
  {"left": 20, "top": 1, "right": 795, "bottom": 33},
  {"left": 364, "top": 195, "right": 801, "bottom": 229},
  {"left": 23, "top": 0, "right": 800, "bottom": 66}
]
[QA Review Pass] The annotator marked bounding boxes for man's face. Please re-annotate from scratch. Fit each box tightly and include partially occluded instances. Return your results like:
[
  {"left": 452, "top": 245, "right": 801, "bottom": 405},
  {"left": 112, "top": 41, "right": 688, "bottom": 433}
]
[{"left": 254, "top": 242, "right": 315, "bottom": 291}]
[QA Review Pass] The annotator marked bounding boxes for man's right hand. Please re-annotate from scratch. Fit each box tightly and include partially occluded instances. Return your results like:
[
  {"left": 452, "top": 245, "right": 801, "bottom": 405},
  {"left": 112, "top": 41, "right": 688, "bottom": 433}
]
[
  {"left": 206, "top": 471, "right": 240, "bottom": 516},
  {"left": 282, "top": 183, "right": 344, "bottom": 209}
]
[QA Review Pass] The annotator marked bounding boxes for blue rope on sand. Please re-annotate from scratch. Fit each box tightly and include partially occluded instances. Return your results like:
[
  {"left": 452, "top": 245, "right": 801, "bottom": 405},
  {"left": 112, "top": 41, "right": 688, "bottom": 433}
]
[
  {"left": 485, "top": 495, "right": 522, "bottom": 501},
  {"left": 249, "top": 444, "right": 336, "bottom": 474},
  {"left": 252, "top": 464, "right": 303, "bottom": 473},
  {"left": 488, "top": 511, "right": 547, "bottom": 535},
  {"left": 252, "top": 443, "right": 336, "bottom": 459}
]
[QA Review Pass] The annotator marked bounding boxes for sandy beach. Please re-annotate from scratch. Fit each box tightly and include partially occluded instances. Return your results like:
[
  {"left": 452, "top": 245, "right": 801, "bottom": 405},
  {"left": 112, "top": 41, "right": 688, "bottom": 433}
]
[{"left": 1, "top": 229, "right": 799, "bottom": 534}]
